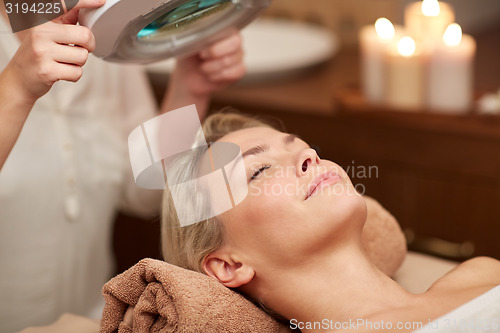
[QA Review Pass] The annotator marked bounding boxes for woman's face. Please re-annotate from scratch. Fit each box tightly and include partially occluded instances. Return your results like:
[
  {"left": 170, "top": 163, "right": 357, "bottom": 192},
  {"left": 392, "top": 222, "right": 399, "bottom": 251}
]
[{"left": 217, "top": 127, "right": 367, "bottom": 268}]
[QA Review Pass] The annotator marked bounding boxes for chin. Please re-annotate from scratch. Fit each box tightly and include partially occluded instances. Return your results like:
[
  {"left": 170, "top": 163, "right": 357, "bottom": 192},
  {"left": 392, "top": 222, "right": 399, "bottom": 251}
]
[
  {"left": 324, "top": 187, "right": 367, "bottom": 232},
  {"left": 303, "top": 193, "right": 367, "bottom": 256}
]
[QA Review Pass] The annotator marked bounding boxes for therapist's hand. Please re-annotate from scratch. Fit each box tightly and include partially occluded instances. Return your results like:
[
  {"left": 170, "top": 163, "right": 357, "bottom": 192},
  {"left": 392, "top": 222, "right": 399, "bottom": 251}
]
[
  {"left": 174, "top": 31, "right": 245, "bottom": 96},
  {"left": 163, "top": 31, "right": 245, "bottom": 118},
  {"left": 4, "top": 0, "right": 105, "bottom": 103}
]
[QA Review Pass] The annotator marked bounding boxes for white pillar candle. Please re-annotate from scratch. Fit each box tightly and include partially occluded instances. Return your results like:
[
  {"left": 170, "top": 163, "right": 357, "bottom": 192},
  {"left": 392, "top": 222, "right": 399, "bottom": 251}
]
[
  {"left": 359, "top": 18, "right": 403, "bottom": 104},
  {"left": 405, "top": 0, "right": 455, "bottom": 51},
  {"left": 385, "top": 36, "right": 425, "bottom": 110},
  {"left": 428, "top": 23, "right": 476, "bottom": 113}
]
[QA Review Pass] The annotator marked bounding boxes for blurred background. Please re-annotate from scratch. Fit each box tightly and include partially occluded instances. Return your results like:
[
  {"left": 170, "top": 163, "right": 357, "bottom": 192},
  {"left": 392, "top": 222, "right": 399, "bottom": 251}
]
[
  {"left": 114, "top": 0, "right": 500, "bottom": 273},
  {"left": 264, "top": 0, "right": 500, "bottom": 44}
]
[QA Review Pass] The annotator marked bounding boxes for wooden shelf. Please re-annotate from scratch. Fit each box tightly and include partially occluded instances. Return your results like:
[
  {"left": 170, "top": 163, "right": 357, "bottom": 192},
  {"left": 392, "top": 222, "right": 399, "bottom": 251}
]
[{"left": 334, "top": 87, "right": 500, "bottom": 140}]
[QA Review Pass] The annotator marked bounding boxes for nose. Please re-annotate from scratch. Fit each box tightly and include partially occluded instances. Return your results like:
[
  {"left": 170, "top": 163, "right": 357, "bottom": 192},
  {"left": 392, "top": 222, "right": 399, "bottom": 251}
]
[{"left": 297, "top": 148, "right": 320, "bottom": 176}]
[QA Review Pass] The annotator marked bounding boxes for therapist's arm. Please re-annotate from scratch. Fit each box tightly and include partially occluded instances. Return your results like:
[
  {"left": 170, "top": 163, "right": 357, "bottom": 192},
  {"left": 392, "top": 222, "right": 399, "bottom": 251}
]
[
  {"left": 0, "top": 0, "right": 103, "bottom": 170},
  {"left": 161, "top": 31, "right": 245, "bottom": 119},
  {"left": 0, "top": 67, "right": 36, "bottom": 170}
]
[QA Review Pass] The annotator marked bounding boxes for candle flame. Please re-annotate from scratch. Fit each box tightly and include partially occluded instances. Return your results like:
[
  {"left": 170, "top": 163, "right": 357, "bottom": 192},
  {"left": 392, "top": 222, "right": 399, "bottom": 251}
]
[
  {"left": 443, "top": 23, "right": 462, "bottom": 47},
  {"left": 375, "top": 18, "right": 395, "bottom": 40},
  {"left": 422, "top": 0, "right": 440, "bottom": 17},
  {"left": 397, "top": 37, "right": 416, "bottom": 57}
]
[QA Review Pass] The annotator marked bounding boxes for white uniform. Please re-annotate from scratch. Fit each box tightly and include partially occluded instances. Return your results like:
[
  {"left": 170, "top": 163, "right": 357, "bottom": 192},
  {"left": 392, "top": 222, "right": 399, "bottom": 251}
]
[{"left": 0, "top": 18, "right": 161, "bottom": 332}]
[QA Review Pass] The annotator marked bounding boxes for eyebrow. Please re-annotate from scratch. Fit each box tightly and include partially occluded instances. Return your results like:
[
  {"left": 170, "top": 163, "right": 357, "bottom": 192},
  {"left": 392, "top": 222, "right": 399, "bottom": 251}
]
[
  {"left": 241, "top": 133, "right": 297, "bottom": 159},
  {"left": 242, "top": 144, "right": 268, "bottom": 159}
]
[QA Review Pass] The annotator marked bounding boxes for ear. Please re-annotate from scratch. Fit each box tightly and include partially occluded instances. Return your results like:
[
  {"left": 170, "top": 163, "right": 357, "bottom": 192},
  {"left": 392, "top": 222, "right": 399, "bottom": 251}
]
[{"left": 202, "top": 250, "right": 254, "bottom": 288}]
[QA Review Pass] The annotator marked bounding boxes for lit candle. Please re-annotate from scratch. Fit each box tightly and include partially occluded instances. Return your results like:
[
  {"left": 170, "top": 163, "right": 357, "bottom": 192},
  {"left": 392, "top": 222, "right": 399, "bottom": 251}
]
[
  {"left": 385, "top": 36, "right": 425, "bottom": 110},
  {"left": 428, "top": 23, "right": 476, "bottom": 113},
  {"left": 405, "top": 0, "right": 455, "bottom": 50},
  {"left": 359, "top": 18, "right": 403, "bottom": 104}
]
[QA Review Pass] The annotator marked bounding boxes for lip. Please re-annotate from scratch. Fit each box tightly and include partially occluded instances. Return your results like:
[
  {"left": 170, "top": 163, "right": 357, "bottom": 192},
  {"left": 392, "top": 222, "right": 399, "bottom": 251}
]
[{"left": 305, "top": 171, "right": 342, "bottom": 199}]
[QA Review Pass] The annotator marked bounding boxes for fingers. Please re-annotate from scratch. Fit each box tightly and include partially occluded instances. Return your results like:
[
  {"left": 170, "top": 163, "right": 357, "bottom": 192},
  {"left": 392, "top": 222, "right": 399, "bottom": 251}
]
[
  {"left": 170, "top": 31, "right": 245, "bottom": 97},
  {"left": 32, "top": 22, "right": 96, "bottom": 52},
  {"left": 52, "top": 44, "right": 90, "bottom": 66},
  {"left": 53, "top": 63, "right": 84, "bottom": 82},
  {"left": 54, "top": 24, "right": 96, "bottom": 52},
  {"left": 28, "top": 61, "right": 83, "bottom": 86},
  {"left": 26, "top": 23, "right": 93, "bottom": 84},
  {"left": 200, "top": 32, "right": 242, "bottom": 60},
  {"left": 28, "top": 23, "right": 94, "bottom": 66},
  {"left": 58, "top": 0, "right": 105, "bottom": 24},
  {"left": 7, "top": 0, "right": 100, "bottom": 100},
  {"left": 198, "top": 32, "right": 246, "bottom": 83},
  {"left": 209, "top": 62, "right": 246, "bottom": 82},
  {"left": 200, "top": 49, "right": 243, "bottom": 74}
]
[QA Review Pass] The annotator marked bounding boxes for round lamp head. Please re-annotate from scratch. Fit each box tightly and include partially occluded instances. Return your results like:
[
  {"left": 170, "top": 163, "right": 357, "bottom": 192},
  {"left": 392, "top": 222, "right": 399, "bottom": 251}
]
[{"left": 79, "top": 0, "right": 270, "bottom": 64}]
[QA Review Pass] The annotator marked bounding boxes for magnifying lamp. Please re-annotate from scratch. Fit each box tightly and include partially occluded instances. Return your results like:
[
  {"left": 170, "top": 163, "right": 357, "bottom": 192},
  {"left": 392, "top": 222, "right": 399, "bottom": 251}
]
[{"left": 79, "top": 0, "right": 270, "bottom": 64}]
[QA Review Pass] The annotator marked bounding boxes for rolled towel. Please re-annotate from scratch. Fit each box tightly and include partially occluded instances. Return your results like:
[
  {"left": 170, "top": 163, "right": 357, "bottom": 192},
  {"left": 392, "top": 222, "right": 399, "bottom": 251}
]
[
  {"left": 100, "top": 258, "right": 292, "bottom": 333},
  {"left": 363, "top": 196, "right": 407, "bottom": 276}
]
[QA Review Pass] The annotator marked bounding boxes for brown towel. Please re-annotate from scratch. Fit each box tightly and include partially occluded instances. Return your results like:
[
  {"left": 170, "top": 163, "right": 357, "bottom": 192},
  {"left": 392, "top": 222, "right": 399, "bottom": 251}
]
[
  {"left": 363, "top": 196, "right": 407, "bottom": 276},
  {"left": 100, "top": 258, "right": 292, "bottom": 333}
]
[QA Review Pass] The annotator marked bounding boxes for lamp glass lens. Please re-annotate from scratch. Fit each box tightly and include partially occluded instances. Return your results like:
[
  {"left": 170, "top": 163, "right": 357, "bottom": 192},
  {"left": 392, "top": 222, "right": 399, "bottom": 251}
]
[{"left": 138, "top": 0, "right": 232, "bottom": 39}]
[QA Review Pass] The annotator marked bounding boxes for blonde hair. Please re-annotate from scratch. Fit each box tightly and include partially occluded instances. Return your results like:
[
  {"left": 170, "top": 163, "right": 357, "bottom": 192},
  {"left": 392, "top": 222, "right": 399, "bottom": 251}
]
[{"left": 161, "top": 109, "right": 277, "bottom": 273}]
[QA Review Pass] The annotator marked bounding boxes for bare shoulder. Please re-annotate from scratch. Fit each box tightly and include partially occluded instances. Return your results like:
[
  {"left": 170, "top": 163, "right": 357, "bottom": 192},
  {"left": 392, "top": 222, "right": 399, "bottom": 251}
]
[
  {"left": 431, "top": 256, "right": 500, "bottom": 290},
  {"left": 350, "top": 258, "right": 500, "bottom": 333},
  {"left": 460, "top": 256, "right": 500, "bottom": 268},
  {"left": 454, "top": 257, "right": 500, "bottom": 281}
]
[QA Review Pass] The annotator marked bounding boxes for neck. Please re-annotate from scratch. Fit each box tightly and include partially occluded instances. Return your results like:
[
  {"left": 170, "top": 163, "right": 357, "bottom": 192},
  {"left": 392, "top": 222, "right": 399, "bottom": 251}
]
[{"left": 252, "top": 241, "right": 415, "bottom": 332}]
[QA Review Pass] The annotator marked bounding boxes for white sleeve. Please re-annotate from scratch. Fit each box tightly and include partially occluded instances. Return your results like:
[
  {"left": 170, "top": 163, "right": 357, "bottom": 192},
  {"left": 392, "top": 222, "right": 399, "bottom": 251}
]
[{"left": 117, "top": 65, "right": 163, "bottom": 218}]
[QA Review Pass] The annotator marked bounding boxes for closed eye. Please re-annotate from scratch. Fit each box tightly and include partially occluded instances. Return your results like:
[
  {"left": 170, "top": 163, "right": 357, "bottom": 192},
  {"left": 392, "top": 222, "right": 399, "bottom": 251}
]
[{"left": 249, "top": 165, "right": 270, "bottom": 181}]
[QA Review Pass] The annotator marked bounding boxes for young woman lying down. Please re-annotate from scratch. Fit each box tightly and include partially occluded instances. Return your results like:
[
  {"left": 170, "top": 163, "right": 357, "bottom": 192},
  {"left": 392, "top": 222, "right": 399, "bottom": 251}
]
[{"left": 161, "top": 111, "right": 500, "bottom": 332}]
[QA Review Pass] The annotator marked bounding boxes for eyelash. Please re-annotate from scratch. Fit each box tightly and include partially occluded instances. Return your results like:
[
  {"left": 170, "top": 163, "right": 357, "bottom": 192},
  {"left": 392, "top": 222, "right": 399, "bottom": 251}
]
[{"left": 249, "top": 165, "right": 271, "bottom": 181}]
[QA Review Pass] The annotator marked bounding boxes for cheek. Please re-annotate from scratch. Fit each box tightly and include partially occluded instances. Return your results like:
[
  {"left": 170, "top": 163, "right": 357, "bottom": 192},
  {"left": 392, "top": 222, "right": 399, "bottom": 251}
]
[
  {"left": 246, "top": 177, "right": 304, "bottom": 226},
  {"left": 248, "top": 174, "right": 305, "bottom": 199},
  {"left": 220, "top": 180, "right": 303, "bottom": 248},
  {"left": 234, "top": 181, "right": 296, "bottom": 229}
]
